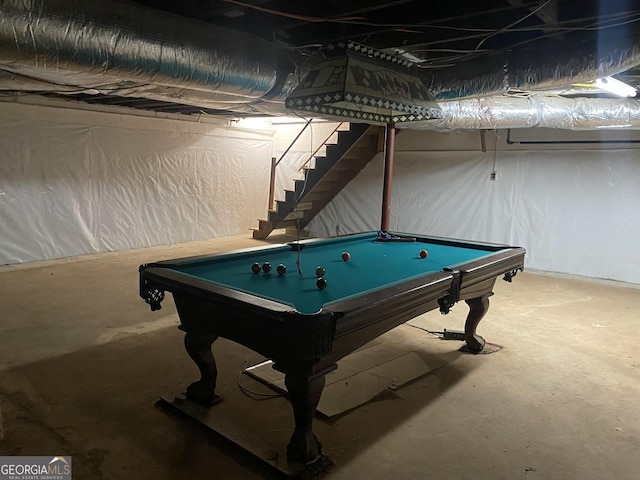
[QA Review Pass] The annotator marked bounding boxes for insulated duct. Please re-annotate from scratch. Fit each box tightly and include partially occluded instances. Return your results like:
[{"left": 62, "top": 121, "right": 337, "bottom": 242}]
[
  {"left": 0, "top": 0, "right": 297, "bottom": 114},
  {"left": 405, "top": 95, "right": 640, "bottom": 131},
  {"left": 424, "top": 40, "right": 640, "bottom": 101},
  {"left": 2, "top": 0, "right": 640, "bottom": 129}
]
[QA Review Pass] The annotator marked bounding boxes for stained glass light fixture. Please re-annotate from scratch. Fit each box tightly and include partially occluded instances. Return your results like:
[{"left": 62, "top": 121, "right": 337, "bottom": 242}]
[{"left": 285, "top": 42, "right": 443, "bottom": 124}]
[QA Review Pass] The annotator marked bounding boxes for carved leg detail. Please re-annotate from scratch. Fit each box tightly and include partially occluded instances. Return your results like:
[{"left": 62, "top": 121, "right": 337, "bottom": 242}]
[
  {"left": 284, "top": 373, "right": 326, "bottom": 464},
  {"left": 184, "top": 332, "right": 222, "bottom": 407},
  {"left": 464, "top": 296, "right": 490, "bottom": 353}
]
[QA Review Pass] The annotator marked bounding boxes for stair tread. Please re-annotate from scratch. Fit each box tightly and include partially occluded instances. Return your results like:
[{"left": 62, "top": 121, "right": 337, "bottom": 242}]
[{"left": 257, "top": 123, "right": 380, "bottom": 237}]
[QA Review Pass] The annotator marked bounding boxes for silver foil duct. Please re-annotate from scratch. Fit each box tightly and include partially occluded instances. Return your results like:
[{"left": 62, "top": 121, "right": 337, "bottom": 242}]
[
  {"left": 0, "top": 0, "right": 296, "bottom": 112},
  {"left": 1, "top": 0, "right": 640, "bottom": 128},
  {"left": 405, "top": 96, "right": 640, "bottom": 131},
  {"left": 423, "top": 43, "right": 640, "bottom": 101}
]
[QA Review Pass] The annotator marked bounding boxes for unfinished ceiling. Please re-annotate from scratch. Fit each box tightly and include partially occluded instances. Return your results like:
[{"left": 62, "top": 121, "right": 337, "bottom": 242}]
[{"left": 1, "top": 0, "right": 640, "bottom": 129}]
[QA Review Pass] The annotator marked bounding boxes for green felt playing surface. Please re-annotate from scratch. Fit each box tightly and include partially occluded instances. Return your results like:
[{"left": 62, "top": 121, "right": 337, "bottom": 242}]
[{"left": 177, "top": 232, "right": 507, "bottom": 314}]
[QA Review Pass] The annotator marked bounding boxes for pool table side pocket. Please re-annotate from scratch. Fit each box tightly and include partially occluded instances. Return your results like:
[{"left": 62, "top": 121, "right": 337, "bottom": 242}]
[{"left": 325, "top": 274, "right": 453, "bottom": 364}]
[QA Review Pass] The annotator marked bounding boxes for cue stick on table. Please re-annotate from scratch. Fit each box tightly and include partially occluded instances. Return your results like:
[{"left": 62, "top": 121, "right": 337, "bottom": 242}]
[
  {"left": 380, "top": 122, "right": 395, "bottom": 232},
  {"left": 295, "top": 205, "right": 304, "bottom": 276}
]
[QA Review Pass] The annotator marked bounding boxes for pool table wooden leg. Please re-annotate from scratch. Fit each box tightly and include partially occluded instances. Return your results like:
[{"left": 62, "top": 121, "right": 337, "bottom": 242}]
[
  {"left": 284, "top": 373, "right": 326, "bottom": 464},
  {"left": 464, "top": 295, "right": 490, "bottom": 353},
  {"left": 184, "top": 331, "right": 223, "bottom": 407}
]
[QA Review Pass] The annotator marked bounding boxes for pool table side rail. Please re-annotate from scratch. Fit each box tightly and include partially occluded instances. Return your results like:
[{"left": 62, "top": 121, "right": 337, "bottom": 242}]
[
  {"left": 450, "top": 247, "right": 526, "bottom": 289},
  {"left": 151, "top": 232, "right": 379, "bottom": 269},
  {"left": 319, "top": 247, "right": 525, "bottom": 367},
  {"left": 142, "top": 231, "right": 521, "bottom": 273},
  {"left": 289, "top": 231, "right": 518, "bottom": 253},
  {"left": 143, "top": 243, "right": 293, "bottom": 270},
  {"left": 441, "top": 247, "right": 525, "bottom": 311},
  {"left": 140, "top": 244, "right": 525, "bottom": 321},
  {"left": 329, "top": 273, "right": 453, "bottom": 333},
  {"left": 140, "top": 233, "right": 390, "bottom": 277},
  {"left": 398, "top": 232, "right": 522, "bottom": 251},
  {"left": 140, "top": 266, "right": 296, "bottom": 313},
  {"left": 324, "top": 246, "right": 526, "bottom": 319}
]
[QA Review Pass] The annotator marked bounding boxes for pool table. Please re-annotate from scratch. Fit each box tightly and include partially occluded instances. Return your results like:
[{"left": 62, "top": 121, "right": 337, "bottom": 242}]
[{"left": 139, "top": 231, "right": 525, "bottom": 465}]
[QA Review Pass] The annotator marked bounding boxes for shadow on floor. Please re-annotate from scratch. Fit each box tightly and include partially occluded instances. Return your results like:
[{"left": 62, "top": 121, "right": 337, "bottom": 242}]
[{"left": 0, "top": 323, "right": 480, "bottom": 479}]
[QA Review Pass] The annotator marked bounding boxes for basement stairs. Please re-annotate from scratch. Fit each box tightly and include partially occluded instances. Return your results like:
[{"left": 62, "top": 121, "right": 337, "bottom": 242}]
[{"left": 253, "top": 122, "right": 385, "bottom": 240}]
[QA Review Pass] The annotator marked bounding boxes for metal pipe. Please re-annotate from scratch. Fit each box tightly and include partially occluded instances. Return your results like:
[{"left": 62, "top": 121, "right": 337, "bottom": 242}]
[
  {"left": 274, "top": 118, "right": 313, "bottom": 168},
  {"left": 506, "top": 128, "right": 640, "bottom": 145}
]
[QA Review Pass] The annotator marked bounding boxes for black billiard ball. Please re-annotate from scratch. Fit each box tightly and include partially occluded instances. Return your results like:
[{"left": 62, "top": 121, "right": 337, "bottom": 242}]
[
  {"left": 316, "top": 277, "right": 328, "bottom": 290},
  {"left": 251, "top": 262, "right": 261, "bottom": 273},
  {"left": 341, "top": 251, "right": 350, "bottom": 261},
  {"left": 277, "top": 264, "right": 287, "bottom": 276},
  {"left": 315, "top": 266, "right": 325, "bottom": 278},
  {"left": 419, "top": 249, "right": 429, "bottom": 259},
  {"left": 262, "top": 262, "right": 272, "bottom": 273}
]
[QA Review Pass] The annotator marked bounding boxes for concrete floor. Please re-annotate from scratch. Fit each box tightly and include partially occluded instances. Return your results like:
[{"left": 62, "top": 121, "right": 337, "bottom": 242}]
[{"left": 1, "top": 233, "right": 639, "bottom": 480}]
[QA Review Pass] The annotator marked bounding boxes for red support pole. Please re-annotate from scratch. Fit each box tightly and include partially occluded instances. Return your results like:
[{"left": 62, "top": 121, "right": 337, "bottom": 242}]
[{"left": 380, "top": 123, "right": 395, "bottom": 232}]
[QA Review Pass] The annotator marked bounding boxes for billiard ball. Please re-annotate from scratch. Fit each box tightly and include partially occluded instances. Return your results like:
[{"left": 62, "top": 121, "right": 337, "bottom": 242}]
[
  {"left": 315, "top": 266, "right": 326, "bottom": 277},
  {"left": 251, "top": 262, "right": 261, "bottom": 273},
  {"left": 316, "top": 277, "right": 328, "bottom": 290},
  {"left": 262, "top": 262, "right": 272, "bottom": 273},
  {"left": 341, "top": 251, "right": 351, "bottom": 261},
  {"left": 419, "top": 249, "right": 429, "bottom": 259},
  {"left": 277, "top": 264, "right": 287, "bottom": 276}
]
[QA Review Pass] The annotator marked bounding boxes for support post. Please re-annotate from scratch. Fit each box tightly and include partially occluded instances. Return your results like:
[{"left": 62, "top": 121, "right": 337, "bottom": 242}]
[{"left": 380, "top": 122, "right": 396, "bottom": 232}]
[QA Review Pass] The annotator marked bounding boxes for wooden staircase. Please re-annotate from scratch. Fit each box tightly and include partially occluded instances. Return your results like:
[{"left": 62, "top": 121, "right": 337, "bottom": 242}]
[{"left": 253, "top": 123, "right": 385, "bottom": 240}]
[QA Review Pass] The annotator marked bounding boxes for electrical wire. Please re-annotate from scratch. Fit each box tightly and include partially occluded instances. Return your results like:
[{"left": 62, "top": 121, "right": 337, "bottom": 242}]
[
  {"left": 424, "top": 9, "right": 640, "bottom": 68},
  {"left": 405, "top": 9, "right": 640, "bottom": 52},
  {"left": 491, "top": 12, "right": 640, "bottom": 60},
  {"left": 405, "top": 322, "right": 441, "bottom": 337},
  {"left": 237, "top": 369, "right": 284, "bottom": 400},
  {"left": 222, "top": 0, "right": 367, "bottom": 23},
  {"left": 474, "top": 0, "right": 553, "bottom": 53},
  {"left": 407, "top": 0, "right": 554, "bottom": 67},
  {"left": 255, "top": 1, "right": 640, "bottom": 71},
  {"left": 224, "top": 0, "right": 547, "bottom": 33}
]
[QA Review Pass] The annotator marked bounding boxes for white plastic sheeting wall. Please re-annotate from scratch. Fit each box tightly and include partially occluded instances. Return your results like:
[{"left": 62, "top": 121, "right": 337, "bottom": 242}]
[
  {"left": 308, "top": 130, "right": 640, "bottom": 285},
  {"left": 0, "top": 103, "right": 272, "bottom": 264}
]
